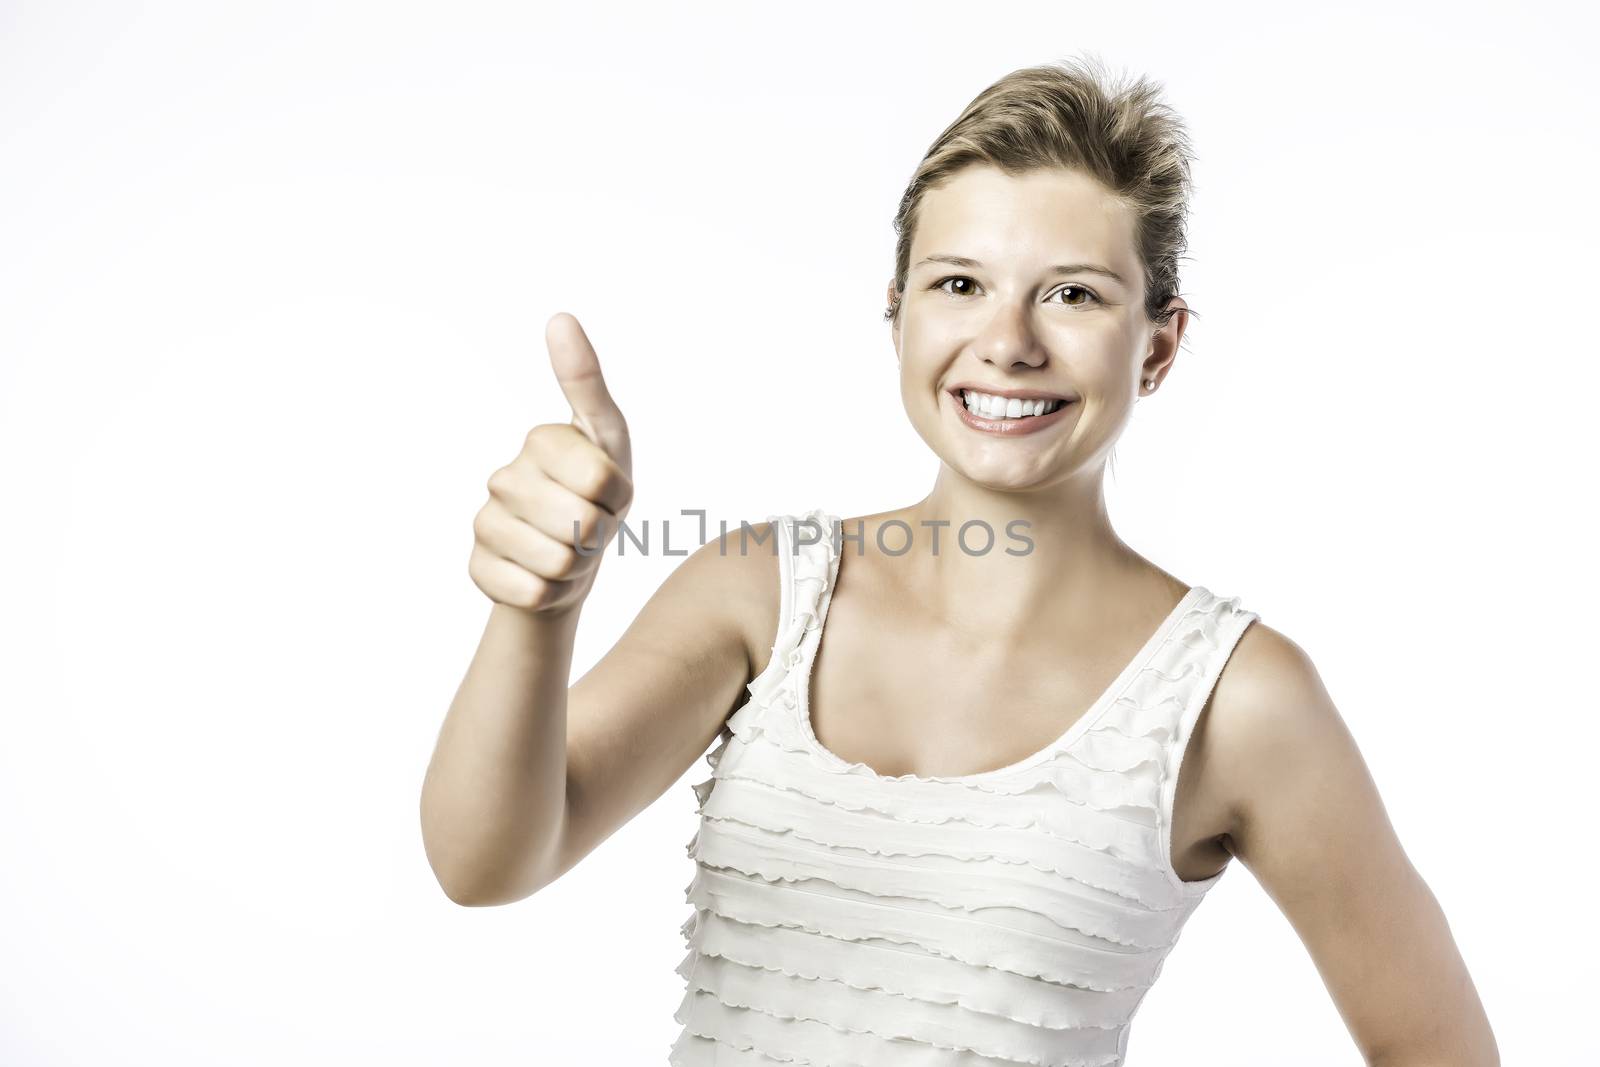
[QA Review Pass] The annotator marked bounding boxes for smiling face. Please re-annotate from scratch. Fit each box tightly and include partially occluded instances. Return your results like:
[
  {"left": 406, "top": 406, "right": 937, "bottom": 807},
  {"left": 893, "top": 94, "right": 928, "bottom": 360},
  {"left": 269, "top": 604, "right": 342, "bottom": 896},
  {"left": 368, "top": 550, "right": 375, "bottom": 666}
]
[{"left": 891, "top": 164, "right": 1186, "bottom": 491}]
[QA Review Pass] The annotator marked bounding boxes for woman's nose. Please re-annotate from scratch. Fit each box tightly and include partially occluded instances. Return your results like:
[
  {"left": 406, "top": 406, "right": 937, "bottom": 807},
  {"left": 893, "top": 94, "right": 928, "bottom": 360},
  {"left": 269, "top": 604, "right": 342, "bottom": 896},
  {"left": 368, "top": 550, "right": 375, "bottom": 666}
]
[{"left": 975, "top": 305, "right": 1048, "bottom": 369}]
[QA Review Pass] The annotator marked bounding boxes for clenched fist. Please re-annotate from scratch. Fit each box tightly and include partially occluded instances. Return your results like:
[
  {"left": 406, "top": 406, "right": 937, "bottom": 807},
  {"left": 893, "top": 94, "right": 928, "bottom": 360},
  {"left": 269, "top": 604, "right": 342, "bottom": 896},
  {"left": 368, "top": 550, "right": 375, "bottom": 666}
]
[{"left": 470, "top": 313, "right": 634, "bottom": 615}]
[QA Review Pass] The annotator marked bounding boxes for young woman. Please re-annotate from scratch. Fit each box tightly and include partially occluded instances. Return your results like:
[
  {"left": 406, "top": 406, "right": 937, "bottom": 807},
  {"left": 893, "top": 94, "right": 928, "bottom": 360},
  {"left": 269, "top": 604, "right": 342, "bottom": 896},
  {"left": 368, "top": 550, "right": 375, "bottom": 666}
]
[{"left": 420, "top": 57, "right": 1497, "bottom": 1066}]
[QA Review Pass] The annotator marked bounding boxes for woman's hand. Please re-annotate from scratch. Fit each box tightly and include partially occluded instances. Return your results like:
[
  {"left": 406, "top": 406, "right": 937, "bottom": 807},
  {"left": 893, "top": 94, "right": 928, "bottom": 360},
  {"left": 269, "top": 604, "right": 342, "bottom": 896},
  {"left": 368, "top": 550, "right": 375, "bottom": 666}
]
[{"left": 469, "top": 312, "right": 634, "bottom": 616}]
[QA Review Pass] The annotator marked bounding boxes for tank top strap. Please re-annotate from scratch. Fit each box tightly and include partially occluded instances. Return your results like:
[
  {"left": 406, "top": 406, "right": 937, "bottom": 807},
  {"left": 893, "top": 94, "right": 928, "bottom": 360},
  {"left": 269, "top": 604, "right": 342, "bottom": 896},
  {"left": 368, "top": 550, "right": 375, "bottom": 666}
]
[
  {"left": 751, "top": 508, "right": 840, "bottom": 681},
  {"left": 698, "top": 509, "right": 841, "bottom": 792},
  {"left": 1151, "top": 590, "right": 1260, "bottom": 893}
]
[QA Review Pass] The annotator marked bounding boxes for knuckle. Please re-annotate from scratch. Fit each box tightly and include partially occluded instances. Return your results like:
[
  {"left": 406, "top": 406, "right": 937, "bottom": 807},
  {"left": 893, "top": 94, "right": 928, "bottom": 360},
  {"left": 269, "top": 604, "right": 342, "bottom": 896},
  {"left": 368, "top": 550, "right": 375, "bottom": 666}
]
[
  {"left": 467, "top": 547, "right": 499, "bottom": 594},
  {"left": 514, "top": 573, "right": 545, "bottom": 611},
  {"left": 579, "top": 501, "right": 613, "bottom": 545},
  {"left": 548, "top": 541, "right": 582, "bottom": 580},
  {"left": 526, "top": 574, "right": 571, "bottom": 613},
  {"left": 486, "top": 464, "right": 520, "bottom": 498},
  {"left": 581, "top": 457, "right": 625, "bottom": 504},
  {"left": 561, "top": 505, "right": 598, "bottom": 546},
  {"left": 581, "top": 465, "right": 612, "bottom": 503},
  {"left": 523, "top": 423, "right": 565, "bottom": 456}
]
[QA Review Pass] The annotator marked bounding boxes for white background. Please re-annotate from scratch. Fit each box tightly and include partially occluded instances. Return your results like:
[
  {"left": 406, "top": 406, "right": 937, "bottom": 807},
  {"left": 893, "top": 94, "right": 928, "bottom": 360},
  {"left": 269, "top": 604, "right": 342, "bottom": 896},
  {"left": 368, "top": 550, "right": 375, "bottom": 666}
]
[{"left": 3, "top": 1, "right": 1596, "bottom": 1063}]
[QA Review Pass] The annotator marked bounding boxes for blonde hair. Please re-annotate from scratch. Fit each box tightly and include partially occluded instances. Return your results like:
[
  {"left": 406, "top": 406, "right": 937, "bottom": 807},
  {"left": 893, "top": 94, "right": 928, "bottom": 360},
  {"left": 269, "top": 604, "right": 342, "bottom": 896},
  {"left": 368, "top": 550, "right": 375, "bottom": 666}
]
[{"left": 885, "top": 54, "right": 1198, "bottom": 332}]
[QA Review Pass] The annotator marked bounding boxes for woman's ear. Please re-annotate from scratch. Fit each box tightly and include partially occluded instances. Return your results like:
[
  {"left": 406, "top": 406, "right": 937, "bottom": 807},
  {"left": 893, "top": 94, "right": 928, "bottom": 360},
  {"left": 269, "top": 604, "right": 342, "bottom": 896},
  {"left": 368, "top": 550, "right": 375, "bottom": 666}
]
[
  {"left": 886, "top": 280, "right": 901, "bottom": 365},
  {"left": 1140, "top": 296, "right": 1189, "bottom": 390}
]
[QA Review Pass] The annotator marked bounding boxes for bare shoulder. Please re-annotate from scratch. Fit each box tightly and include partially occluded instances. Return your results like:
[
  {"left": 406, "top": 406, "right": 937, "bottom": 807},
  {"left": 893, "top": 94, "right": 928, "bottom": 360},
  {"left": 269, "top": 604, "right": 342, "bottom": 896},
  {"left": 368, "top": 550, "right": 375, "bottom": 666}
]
[
  {"left": 674, "top": 519, "right": 783, "bottom": 684},
  {"left": 1201, "top": 616, "right": 1353, "bottom": 843},
  {"left": 1208, "top": 615, "right": 1325, "bottom": 724}
]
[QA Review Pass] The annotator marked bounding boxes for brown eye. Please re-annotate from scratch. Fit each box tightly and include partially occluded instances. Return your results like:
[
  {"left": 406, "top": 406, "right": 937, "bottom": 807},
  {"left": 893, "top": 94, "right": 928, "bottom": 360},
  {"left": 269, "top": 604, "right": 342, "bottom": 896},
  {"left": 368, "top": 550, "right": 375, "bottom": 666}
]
[
  {"left": 1054, "top": 285, "right": 1101, "bottom": 307},
  {"left": 934, "top": 276, "right": 979, "bottom": 297}
]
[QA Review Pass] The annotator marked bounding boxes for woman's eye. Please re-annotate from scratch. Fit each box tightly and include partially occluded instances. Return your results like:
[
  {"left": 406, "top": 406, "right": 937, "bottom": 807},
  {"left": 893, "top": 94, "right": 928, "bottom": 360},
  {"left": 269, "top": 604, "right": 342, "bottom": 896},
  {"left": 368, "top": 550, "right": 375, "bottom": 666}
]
[
  {"left": 1052, "top": 285, "right": 1100, "bottom": 307},
  {"left": 934, "top": 276, "right": 980, "bottom": 297},
  {"left": 931, "top": 276, "right": 1100, "bottom": 307}
]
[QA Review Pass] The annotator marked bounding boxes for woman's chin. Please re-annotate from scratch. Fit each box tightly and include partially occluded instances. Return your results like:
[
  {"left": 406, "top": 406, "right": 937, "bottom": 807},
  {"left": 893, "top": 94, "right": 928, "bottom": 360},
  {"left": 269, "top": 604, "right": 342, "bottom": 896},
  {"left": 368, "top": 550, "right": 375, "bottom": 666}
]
[
  {"left": 905, "top": 406, "right": 1092, "bottom": 490},
  {"left": 940, "top": 449, "right": 1067, "bottom": 491}
]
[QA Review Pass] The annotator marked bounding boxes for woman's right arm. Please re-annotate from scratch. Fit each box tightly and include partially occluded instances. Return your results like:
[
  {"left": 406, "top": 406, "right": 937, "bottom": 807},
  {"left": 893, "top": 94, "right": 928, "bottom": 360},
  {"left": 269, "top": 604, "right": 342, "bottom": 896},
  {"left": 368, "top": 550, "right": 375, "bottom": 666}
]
[{"left": 417, "top": 313, "right": 776, "bottom": 907}]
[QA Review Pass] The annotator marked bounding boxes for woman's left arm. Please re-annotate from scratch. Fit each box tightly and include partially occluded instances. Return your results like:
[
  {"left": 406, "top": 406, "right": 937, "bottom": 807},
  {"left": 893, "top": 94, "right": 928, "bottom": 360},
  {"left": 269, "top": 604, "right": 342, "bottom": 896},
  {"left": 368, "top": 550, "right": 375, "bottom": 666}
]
[{"left": 1204, "top": 621, "right": 1499, "bottom": 1067}]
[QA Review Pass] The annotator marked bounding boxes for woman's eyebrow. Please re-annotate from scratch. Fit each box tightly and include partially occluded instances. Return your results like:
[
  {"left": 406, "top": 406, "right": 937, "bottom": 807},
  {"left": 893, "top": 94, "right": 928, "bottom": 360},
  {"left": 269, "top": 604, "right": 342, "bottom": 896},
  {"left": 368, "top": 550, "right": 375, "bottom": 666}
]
[{"left": 913, "top": 253, "right": 1128, "bottom": 287}]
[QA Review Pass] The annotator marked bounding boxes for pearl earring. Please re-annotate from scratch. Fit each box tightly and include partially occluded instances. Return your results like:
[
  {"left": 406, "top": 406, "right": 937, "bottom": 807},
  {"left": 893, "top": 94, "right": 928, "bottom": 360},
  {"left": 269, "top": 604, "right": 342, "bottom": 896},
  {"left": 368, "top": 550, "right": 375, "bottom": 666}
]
[{"left": 1143, "top": 378, "right": 1155, "bottom": 389}]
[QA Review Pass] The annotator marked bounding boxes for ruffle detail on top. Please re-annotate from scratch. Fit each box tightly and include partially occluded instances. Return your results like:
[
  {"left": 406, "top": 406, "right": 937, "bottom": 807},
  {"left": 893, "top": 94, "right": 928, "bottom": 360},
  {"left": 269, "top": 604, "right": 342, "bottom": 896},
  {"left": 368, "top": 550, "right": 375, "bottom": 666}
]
[{"left": 672, "top": 508, "right": 1261, "bottom": 1067}]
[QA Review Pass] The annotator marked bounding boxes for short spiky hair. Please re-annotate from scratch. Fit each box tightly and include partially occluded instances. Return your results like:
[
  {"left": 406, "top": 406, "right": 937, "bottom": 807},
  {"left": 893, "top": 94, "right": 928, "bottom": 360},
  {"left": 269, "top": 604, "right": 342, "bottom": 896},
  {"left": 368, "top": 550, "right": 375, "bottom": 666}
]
[{"left": 885, "top": 54, "right": 1198, "bottom": 331}]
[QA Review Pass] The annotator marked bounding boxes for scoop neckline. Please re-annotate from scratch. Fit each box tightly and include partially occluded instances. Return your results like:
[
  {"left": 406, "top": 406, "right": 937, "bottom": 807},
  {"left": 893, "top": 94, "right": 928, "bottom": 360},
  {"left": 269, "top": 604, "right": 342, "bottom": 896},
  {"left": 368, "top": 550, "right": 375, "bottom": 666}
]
[{"left": 792, "top": 537, "right": 1205, "bottom": 786}]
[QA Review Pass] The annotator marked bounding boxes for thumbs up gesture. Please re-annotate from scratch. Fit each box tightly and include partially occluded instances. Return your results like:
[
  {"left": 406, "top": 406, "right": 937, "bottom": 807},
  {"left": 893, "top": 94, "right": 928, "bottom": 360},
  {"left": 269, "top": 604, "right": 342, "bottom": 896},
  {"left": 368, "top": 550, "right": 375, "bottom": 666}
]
[{"left": 470, "top": 313, "right": 635, "bottom": 615}]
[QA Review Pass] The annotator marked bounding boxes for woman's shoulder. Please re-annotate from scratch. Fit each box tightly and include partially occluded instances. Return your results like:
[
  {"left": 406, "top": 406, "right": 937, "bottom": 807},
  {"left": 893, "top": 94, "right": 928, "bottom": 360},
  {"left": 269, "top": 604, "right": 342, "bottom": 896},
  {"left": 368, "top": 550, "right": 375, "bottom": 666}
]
[
  {"left": 1209, "top": 615, "right": 1323, "bottom": 724},
  {"left": 1198, "top": 613, "right": 1355, "bottom": 823},
  {"left": 670, "top": 515, "right": 788, "bottom": 679}
]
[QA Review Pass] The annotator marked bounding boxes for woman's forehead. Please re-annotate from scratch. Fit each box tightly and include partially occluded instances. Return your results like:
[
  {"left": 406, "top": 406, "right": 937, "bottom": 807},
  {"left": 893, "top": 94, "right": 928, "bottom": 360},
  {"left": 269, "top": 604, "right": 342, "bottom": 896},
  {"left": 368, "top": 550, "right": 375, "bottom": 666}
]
[{"left": 912, "top": 165, "right": 1138, "bottom": 277}]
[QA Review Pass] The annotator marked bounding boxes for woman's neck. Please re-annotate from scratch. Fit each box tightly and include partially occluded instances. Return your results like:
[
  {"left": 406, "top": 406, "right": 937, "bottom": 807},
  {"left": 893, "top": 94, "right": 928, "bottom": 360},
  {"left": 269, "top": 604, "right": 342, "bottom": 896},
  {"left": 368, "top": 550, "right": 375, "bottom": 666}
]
[{"left": 861, "top": 469, "right": 1169, "bottom": 642}]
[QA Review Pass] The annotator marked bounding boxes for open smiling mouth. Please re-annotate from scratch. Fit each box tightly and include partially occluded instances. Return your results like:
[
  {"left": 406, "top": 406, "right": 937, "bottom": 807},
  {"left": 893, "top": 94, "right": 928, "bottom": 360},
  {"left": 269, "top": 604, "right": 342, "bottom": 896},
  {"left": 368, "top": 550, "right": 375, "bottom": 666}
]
[{"left": 948, "top": 387, "right": 1078, "bottom": 436}]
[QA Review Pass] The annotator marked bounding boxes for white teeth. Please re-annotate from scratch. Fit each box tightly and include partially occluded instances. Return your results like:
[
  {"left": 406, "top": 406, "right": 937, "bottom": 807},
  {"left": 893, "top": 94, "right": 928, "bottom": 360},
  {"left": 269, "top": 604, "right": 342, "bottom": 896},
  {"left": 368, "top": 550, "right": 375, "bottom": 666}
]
[{"left": 960, "top": 390, "right": 1065, "bottom": 419}]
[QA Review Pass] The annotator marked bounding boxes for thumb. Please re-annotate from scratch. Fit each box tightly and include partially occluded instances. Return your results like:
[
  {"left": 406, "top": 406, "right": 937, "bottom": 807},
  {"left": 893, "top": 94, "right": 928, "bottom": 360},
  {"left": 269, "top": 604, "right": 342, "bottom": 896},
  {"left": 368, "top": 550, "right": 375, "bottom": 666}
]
[{"left": 545, "top": 312, "right": 632, "bottom": 474}]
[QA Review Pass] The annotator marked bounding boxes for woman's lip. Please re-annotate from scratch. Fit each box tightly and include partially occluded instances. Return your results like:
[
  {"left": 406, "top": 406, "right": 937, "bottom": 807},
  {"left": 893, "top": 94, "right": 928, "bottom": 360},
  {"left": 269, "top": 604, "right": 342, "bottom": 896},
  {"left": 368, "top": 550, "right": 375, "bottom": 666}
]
[{"left": 946, "top": 389, "right": 1077, "bottom": 436}]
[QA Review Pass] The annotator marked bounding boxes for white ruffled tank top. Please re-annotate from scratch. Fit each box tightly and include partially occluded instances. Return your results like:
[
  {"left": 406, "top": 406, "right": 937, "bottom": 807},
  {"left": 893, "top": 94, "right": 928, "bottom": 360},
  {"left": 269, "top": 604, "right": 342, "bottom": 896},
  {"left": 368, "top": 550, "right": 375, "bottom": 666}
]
[{"left": 670, "top": 509, "right": 1261, "bottom": 1066}]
